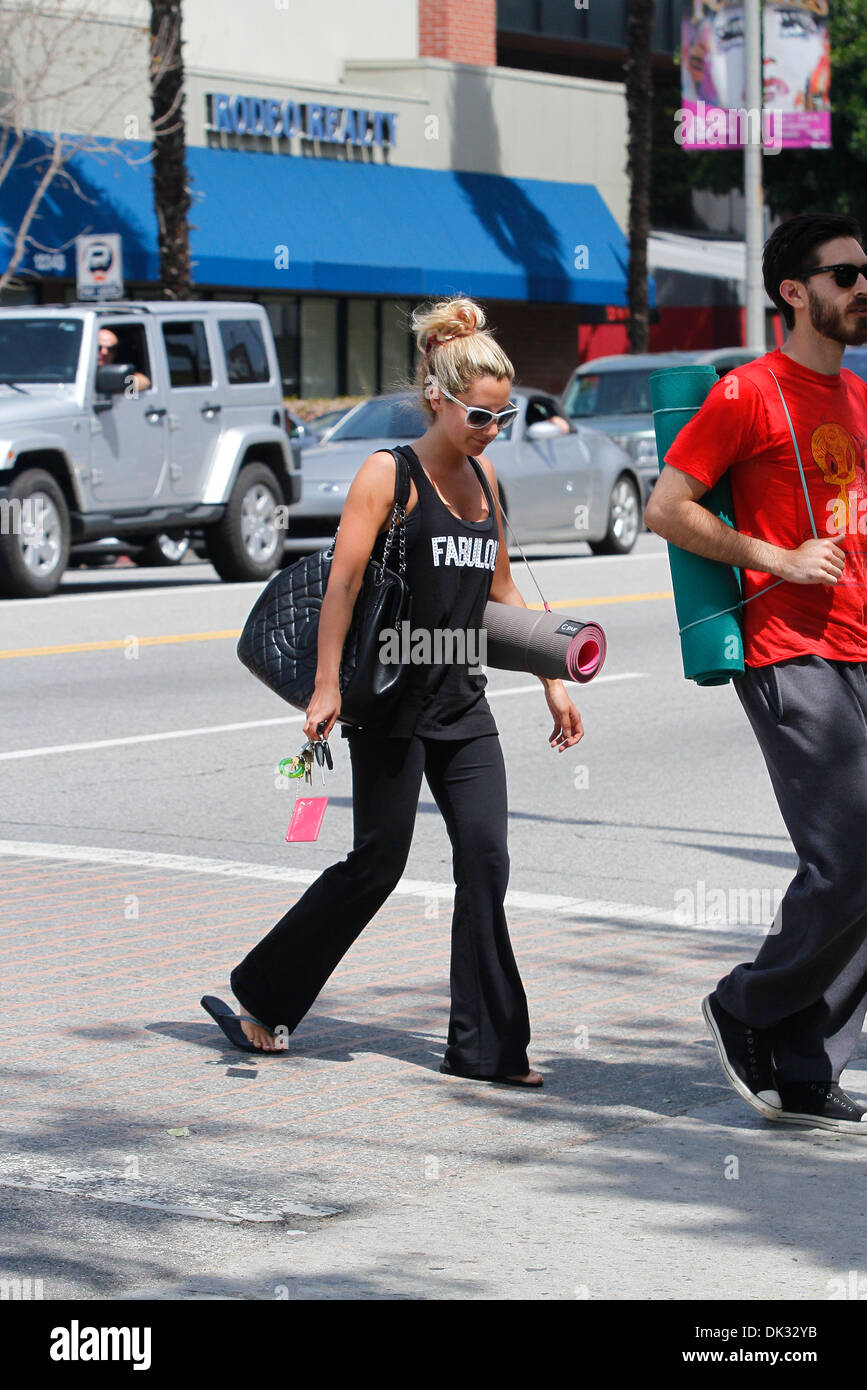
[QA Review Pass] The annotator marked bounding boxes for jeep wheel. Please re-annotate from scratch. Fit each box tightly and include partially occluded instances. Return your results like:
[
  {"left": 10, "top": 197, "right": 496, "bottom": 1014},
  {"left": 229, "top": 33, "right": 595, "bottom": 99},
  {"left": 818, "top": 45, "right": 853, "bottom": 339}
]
[
  {"left": 0, "top": 469, "right": 71, "bottom": 597},
  {"left": 136, "top": 531, "right": 191, "bottom": 567},
  {"left": 206, "top": 463, "right": 284, "bottom": 582}
]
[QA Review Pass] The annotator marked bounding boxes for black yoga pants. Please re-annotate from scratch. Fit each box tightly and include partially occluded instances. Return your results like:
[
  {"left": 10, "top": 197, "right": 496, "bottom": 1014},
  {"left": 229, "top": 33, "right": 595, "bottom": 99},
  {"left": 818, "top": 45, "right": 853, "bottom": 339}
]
[{"left": 230, "top": 728, "right": 531, "bottom": 1076}]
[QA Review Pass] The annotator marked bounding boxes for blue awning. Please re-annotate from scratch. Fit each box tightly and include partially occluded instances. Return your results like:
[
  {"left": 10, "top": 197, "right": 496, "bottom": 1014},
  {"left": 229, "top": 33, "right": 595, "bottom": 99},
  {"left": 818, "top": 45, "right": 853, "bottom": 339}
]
[{"left": 3, "top": 137, "right": 634, "bottom": 304}]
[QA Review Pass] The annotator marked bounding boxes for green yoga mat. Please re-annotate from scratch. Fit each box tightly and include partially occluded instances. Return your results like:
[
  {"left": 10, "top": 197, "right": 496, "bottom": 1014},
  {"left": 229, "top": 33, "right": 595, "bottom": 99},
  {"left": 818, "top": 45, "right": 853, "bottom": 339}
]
[{"left": 650, "top": 365, "right": 744, "bottom": 686}]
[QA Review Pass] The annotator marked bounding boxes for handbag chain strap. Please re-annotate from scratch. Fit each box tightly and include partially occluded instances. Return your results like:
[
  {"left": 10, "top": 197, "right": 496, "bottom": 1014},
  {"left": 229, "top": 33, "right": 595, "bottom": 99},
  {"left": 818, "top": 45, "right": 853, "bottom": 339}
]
[
  {"left": 375, "top": 450, "right": 408, "bottom": 582},
  {"left": 327, "top": 450, "right": 408, "bottom": 580}
]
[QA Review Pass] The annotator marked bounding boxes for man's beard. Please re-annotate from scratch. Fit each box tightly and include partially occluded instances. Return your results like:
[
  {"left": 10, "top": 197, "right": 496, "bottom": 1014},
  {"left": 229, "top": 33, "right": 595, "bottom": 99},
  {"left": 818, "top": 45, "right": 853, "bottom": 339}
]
[{"left": 807, "top": 284, "right": 867, "bottom": 346}]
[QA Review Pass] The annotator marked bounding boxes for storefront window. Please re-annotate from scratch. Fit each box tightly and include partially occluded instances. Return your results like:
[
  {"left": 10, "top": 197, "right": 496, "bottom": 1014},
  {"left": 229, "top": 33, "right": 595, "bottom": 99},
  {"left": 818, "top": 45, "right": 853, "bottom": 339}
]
[
  {"left": 380, "top": 300, "right": 414, "bottom": 394},
  {"left": 347, "top": 299, "right": 377, "bottom": 396},
  {"left": 498, "top": 0, "right": 536, "bottom": 32},
  {"left": 585, "top": 4, "right": 627, "bottom": 45},
  {"left": 301, "top": 296, "right": 338, "bottom": 397},
  {"left": 263, "top": 297, "right": 300, "bottom": 395},
  {"left": 538, "top": 0, "right": 582, "bottom": 39},
  {"left": 0, "top": 284, "right": 39, "bottom": 306}
]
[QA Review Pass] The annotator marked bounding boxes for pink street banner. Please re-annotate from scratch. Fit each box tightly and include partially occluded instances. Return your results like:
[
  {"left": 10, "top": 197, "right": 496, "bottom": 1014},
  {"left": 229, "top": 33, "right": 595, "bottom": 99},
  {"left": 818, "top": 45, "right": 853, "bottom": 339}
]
[{"left": 679, "top": 1, "right": 831, "bottom": 152}]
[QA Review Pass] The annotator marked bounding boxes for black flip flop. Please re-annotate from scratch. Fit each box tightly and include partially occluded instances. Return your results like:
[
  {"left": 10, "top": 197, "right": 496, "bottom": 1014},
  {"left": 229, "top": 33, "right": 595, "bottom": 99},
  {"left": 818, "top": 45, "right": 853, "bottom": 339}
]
[
  {"left": 439, "top": 1063, "right": 543, "bottom": 1089},
  {"left": 200, "top": 995, "right": 284, "bottom": 1055}
]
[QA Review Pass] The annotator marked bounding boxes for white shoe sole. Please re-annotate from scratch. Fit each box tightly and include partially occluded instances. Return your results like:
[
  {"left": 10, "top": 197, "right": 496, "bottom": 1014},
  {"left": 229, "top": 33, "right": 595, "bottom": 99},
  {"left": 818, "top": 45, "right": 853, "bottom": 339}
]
[
  {"left": 770, "top": 1110, "right": 867, "bottom": 1133},
  {"left": 701, "top": 995, "right": 782, "bottom": 1119}
]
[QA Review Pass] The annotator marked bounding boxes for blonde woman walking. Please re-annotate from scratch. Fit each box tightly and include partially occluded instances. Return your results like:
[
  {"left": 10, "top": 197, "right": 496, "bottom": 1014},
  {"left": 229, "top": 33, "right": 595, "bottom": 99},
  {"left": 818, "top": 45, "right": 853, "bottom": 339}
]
[{"left": 202, "top": 297, "right": 584, "bottom": 1086}]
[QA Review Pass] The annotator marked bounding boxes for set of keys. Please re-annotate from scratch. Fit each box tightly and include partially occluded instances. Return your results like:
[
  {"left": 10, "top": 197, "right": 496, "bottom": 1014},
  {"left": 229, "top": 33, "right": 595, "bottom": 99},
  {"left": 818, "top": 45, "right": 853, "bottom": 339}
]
[{"left": 279, "top": 735, "right": 333, "bottom": 786}]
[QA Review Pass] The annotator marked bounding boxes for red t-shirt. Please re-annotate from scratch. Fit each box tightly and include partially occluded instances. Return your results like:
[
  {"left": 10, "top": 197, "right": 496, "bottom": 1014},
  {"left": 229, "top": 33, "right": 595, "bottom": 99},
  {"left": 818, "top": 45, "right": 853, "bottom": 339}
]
[{"left": 665, "top": 349, "right": 867, "bottom": 667}]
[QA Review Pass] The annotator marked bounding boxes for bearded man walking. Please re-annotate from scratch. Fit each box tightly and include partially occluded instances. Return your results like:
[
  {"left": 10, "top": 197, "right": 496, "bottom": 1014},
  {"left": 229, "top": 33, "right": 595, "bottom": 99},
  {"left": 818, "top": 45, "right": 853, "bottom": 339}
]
[{"left": 646, "top": 214, "right": 867, "bottom": 1133}]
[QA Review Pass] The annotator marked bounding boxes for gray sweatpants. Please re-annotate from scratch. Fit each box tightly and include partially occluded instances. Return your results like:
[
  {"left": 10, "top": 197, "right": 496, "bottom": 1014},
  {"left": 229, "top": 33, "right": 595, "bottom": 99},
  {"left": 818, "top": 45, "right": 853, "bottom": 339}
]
[{"left": 717, "top": 655, "right": 867, "bottom": 1083}]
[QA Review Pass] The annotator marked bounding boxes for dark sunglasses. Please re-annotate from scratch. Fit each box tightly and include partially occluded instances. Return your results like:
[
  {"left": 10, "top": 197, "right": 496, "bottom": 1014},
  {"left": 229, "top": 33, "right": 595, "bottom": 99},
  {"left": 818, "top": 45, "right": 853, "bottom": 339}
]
[{"left": 799, "top": 262, "right": 867, "bottom": 290}]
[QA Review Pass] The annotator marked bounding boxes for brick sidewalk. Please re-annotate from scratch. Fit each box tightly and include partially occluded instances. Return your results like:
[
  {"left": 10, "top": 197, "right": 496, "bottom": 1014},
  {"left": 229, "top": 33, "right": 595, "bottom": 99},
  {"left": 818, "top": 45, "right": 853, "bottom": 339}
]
[{"left": 0, "top": 850, "right": 749, "bottom": 1222}]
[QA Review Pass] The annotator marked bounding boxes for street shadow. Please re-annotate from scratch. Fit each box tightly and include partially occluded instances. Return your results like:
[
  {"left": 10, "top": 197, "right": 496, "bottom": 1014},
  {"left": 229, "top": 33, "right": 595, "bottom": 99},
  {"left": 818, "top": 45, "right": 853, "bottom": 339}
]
[
  {"left": 671, "top": 839, "right": 796, "bottom": 871},
  {"left": 3, "top": 1007, "right": 867, "bottom": 1296},
  {"left": 59, "top": 574, "right": 224, "bottom": 597},
  {"left": 149, "top": 1014, "right": 446, "bottom": 1072}
]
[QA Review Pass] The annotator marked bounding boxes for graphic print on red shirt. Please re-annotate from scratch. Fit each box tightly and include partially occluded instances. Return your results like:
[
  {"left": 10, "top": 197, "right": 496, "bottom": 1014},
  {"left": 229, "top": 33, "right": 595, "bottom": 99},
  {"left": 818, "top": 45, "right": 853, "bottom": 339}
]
[{"left": 664, "top": 349, "right": 867, "bottom": 667}]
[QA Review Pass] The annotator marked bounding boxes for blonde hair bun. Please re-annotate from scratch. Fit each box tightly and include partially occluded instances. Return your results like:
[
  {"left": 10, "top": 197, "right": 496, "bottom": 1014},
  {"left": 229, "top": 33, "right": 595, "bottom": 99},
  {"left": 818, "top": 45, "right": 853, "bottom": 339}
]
[
  {"left": 413, "top": 297, "right": 486, "bottom": 354},
  {"left": 411, "top": 295, "right": 513, "bottom": 417}
]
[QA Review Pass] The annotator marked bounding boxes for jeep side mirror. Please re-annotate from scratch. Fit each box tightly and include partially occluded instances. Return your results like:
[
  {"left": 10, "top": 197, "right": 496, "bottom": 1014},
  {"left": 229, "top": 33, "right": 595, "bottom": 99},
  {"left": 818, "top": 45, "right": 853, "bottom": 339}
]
[{"left": 96, "top": 363, "right": 137, "bottom": 396}]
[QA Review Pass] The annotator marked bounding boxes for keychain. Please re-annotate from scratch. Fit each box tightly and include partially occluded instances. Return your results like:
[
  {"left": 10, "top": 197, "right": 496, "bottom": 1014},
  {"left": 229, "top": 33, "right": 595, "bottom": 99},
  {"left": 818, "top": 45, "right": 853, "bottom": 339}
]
[{"left": 280, "top": 732, "right": 333, "bottom": 840}]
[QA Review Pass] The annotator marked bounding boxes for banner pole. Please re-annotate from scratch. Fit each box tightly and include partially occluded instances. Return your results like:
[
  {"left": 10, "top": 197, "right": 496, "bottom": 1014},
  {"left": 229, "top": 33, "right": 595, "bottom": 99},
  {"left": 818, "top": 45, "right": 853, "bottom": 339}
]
[{"left": 744, "top": 0, "right": 766, "bottom": 351}]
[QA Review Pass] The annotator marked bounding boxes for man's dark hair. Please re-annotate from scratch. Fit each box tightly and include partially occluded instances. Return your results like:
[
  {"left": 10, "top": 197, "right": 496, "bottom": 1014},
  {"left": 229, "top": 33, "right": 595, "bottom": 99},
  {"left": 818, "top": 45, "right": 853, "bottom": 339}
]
[{"left": 763, "top": 214, "right": 864, "bottom": 330}]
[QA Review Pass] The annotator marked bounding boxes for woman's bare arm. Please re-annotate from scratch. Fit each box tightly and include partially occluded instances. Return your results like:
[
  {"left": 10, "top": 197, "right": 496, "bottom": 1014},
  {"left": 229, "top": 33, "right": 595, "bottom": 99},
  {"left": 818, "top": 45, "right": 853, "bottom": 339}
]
[
  {"left": 304, "top": 450, "right": 399, "bottom": 738},
  {"left": 478, "top": 455, "right": 584, "bottom": 748}
]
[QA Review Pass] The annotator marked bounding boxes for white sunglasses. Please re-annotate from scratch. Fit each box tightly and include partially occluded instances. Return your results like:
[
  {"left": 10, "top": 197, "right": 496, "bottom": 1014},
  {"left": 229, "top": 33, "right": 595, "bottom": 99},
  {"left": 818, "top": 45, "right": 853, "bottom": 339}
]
[{"left": 436, "top": 382, "right": 519, "bottom": 430}]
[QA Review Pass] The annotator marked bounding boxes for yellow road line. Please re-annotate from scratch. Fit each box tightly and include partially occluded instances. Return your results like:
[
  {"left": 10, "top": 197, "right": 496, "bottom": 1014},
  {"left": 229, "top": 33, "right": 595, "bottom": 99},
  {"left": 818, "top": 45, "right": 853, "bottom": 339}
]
[
  {"left": 527, "top": 591, "right": 673, "bottom": 610},
  {"left": 0, "top": 630, "right": 243, "bottom": 659},
  {"left": 0, "top": 592, "right": 675, "bottom": 660}
]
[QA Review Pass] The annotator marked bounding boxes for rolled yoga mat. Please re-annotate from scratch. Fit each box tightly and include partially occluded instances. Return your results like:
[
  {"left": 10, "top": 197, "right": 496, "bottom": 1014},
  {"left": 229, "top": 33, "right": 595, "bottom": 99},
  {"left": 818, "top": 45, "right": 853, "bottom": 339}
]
[
  {"left": 649, "top": 365, "right": 744, "bottom": 686},
  {"left": 482, "top": 601, "right": 607, "bottom": 683}
]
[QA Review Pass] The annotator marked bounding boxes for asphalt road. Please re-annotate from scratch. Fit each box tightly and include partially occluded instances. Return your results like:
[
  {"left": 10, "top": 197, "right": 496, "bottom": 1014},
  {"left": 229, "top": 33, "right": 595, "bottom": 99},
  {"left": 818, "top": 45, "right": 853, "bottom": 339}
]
[{"left": 4, "top": 537, "right": 864, "bottom": 1307}]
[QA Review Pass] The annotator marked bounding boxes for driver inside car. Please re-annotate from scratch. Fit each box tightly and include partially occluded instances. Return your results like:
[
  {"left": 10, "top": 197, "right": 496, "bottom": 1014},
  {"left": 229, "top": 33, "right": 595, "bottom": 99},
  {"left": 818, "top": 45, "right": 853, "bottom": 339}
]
[{"left": 97, "top": 328, "right": 151, "bottom": 395}]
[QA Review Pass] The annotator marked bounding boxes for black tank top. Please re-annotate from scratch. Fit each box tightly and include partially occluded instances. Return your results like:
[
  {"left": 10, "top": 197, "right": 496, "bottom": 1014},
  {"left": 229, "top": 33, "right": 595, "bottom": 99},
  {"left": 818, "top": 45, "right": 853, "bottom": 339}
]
[{"left": 342, "top": 443, "right": 500, "bottom": 740}]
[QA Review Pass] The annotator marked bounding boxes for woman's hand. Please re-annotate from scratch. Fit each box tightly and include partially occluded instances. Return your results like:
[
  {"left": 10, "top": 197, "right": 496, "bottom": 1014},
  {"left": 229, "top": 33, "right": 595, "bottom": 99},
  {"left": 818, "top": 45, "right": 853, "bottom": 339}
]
[
  {"left": 543, "top": 679, "right": 584, "bottom": 751},
  {"left": 305, "top": 682, "right": 341, "bottom": 741}
]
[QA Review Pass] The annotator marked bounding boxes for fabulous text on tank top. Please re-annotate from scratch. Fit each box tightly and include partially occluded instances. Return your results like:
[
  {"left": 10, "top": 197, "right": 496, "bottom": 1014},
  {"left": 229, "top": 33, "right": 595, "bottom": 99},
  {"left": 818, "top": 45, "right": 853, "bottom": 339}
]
[{"left": 368, "top": 444, "right": 500, "bottom": 738}]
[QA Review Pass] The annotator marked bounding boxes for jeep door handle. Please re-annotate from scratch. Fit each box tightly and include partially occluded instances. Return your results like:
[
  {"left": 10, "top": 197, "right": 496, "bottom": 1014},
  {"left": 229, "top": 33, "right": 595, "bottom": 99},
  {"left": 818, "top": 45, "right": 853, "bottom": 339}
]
[
  {"left": 201, "top": 403, "right": 222, "bottom": 417},
  {"left": 145, "top": 407, "right": 167, "bottom": 421}
]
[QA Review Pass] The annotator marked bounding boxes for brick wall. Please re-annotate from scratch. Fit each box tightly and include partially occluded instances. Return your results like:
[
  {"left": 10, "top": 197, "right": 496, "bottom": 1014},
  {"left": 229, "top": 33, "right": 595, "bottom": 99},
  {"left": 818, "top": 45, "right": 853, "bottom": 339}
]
[
  {"left": 418, "top": 0, "right": 496, "bottom": 67},
  {"left": 485, "top": 300, "right": 581, "bottom": 397}
]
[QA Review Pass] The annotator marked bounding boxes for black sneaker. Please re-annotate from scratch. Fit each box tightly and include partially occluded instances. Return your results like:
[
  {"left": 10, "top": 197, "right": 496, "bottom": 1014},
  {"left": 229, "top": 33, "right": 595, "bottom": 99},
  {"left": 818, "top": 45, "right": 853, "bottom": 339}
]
[
  {"left": 775, "top": 1081, "right": 867, "bottom": 1133},
  {"left": 701, "top": 993, "right": 782, "bottom": 1118}
]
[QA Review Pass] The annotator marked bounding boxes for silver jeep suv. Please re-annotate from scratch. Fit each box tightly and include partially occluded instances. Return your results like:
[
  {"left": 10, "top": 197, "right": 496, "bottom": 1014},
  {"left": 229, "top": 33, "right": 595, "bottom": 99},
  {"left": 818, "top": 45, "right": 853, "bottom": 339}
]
[{"left": 0, "top": 301, "right": 300, "bottom": 597}]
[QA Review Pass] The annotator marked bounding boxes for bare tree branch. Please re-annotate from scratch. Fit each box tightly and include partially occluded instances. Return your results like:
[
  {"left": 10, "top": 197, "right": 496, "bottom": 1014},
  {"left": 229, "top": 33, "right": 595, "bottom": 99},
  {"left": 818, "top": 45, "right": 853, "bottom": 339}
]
[
  {"left": 1, "top": 132, "right": 65, "bottom": 291},
  {"left": 0, "top": 0, "right": 186, "bottom": 289}
]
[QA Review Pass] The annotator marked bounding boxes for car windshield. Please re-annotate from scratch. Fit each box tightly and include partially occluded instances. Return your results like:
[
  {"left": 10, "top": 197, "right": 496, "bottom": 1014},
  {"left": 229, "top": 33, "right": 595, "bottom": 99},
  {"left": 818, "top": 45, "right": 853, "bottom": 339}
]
[
  {"left": 0, "top": 317, "right": 83, "bottom": 384},
  {"left": 310, "top": 409, "right": 347, "bottom": 430},
  {"left": 327, "top": 397, "right": 427, "bottom": 441},
  {"left": 563, "top": 369, "right": 653, "bottom": 419}
]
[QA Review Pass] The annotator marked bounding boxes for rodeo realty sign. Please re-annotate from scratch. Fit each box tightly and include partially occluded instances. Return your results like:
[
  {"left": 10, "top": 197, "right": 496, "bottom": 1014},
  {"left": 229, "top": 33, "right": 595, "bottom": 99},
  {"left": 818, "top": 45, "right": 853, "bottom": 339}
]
[{"left": 205, "top": 92, "right": 398, "bottom": 148}]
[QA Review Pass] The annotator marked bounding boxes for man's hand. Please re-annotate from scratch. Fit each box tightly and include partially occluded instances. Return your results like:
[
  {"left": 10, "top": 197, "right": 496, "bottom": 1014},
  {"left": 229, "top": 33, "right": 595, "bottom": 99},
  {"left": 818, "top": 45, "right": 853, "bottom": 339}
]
[
  {"left": 779, "top": 537, "right": 847, "bottom": 587},
  {"left": 647, "top": 467, "right": 850, "bottom": 588}
]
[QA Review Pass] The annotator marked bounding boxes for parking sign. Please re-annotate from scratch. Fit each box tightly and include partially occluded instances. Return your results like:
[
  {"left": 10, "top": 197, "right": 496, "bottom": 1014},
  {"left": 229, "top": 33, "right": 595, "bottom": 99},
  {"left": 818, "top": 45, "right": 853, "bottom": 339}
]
[{"left": 75, "top": 234, "right": 124, "bottom": 300}]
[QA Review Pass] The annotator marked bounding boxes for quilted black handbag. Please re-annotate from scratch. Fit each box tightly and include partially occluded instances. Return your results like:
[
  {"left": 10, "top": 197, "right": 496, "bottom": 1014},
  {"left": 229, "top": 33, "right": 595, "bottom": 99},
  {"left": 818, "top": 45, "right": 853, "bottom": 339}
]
[{"left": 236, "top": 448, "right": 412, "bottom": 728}]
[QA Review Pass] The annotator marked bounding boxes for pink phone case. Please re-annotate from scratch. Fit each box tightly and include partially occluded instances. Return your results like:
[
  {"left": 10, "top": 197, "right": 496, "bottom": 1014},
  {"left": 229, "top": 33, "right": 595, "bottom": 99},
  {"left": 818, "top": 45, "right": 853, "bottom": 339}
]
[{"left": 285, "top": 796, "right": 328, "bottom": 842}]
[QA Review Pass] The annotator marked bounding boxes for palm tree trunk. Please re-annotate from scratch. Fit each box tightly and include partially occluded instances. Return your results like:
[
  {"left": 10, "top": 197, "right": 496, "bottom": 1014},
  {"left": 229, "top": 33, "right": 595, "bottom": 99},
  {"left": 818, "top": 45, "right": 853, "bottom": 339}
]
[
  {"left": 150, "top": 1, "right": 191, "bottom": 299},
  {"left": 626, "top": 0, "right": 655, "bottom": 353}
]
